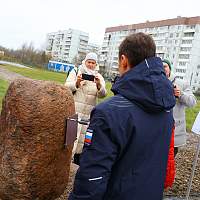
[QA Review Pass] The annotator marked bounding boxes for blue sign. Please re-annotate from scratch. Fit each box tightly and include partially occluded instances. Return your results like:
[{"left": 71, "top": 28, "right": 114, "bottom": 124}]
[{"left": 48, "top": 61, "right": 75, "bottom": 73}]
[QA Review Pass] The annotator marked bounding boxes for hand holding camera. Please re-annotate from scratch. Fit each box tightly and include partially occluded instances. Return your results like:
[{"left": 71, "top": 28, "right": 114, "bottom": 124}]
[
  {"left": 76, "top": 74, "right": 83, "bottom": 88},
  {"left": 82, "top": 73, "right": 95, "bottom": 81},
  {"left": 94, "top": 75, "right": 101, "bottom": 90},
  {"left": 76, "top": 73, "right": 101, "bottom": 90},
  {"left": 173, "top": 84, "right": 181, "bottom": 98}
]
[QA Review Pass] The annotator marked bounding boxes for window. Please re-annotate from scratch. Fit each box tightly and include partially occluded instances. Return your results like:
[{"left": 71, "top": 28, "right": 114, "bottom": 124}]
[
  {"left": 186, "top": 25, "right": 196, "bottom": 29},
  {"left": 179, "top": 54, "right": 190, "bottom": 59},
  {"left": 184, "top": 32, "right": 195, "bottom": 37},
  {"left": 168, "top": 40, "right": 172, "bottom": 44},
  {"left": 177, "top": 76, "right": 184, "bottom": 79},
  {"left": 179, "top": 61, "right": 187, "bottom": 66},
  {"left": 176, "top": 69, "right": 186, "bottom": 73},
  {"left": 180, "top": 47, "right": 192, "bottom": 51},
  {"left": 181, "top": 40, "right": 193, "bottom": 44},
  {"left": 157, "top": 46, "right": 163, "bottom": 51}
]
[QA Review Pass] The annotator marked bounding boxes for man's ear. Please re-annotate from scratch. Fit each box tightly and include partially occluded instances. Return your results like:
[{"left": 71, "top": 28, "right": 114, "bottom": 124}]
[{"left": 120, "top": 55, "right": 131, "bottom": 72}]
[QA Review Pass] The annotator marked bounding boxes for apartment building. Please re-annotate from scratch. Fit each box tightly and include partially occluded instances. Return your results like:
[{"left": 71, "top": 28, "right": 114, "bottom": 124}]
[
  {"left": 86, "top": 43, "right": 100, "bottom": 54},
  {"left": 46, "top": 29, "right": 89, "bottom": 63},
  {"left": 0, "top": 50, "right": 4, "bottom": 57},
  {"left": 100, "top": 16, "right": 200, "bottom": 91}
]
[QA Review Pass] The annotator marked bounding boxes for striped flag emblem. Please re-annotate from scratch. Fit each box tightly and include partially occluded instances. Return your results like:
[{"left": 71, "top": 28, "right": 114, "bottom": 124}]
[{"left": 84, "top": 129, "right": 93, "bottom": 145}]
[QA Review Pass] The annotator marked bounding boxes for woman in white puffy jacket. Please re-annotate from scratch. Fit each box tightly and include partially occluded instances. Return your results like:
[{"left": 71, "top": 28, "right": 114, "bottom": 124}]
[{"left": 65, "top": 52, "right": 107, "bottom": 164}]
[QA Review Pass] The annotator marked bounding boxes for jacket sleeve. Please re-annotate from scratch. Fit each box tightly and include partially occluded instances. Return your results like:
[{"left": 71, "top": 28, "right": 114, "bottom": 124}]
[
  {"left": 64, "top": 68, "right": 78, "bottom": 92},
  {"left": 69, "top": 108, "right": 118, "bottom": 200},
  {"left": 97, "top": 74, "right": 107, "bottom": 98},
  {"left": 178, "top": 82, "right": 197, "bottom": 107},
  {"left": 164, "top": 126, "right": 175, "bottom": 189}
]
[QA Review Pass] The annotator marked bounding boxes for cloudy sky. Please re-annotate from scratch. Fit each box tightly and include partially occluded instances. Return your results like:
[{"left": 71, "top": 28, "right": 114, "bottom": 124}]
[{"left": 0, "top": 0, "right": 199, "bottom": 50}]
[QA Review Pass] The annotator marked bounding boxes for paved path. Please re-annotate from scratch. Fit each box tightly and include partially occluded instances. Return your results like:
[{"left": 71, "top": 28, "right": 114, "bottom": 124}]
[
  {"left": 0, "top": 67, "right": 26, "bottom": 83},
  {"left": 0, "top": 60, "right": 31, "bottom": 69}
]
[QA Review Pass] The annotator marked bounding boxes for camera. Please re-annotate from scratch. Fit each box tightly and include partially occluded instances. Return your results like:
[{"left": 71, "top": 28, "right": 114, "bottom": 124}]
[
  {"left": 173, "top": 84, "right": 179, "bottom": 98},
  {"left": 82, "top": 73, "right": 95, "bottom": 81}
]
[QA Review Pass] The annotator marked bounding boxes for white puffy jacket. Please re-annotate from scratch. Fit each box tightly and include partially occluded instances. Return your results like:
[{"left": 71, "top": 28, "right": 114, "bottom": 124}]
[{"left": 64, "top": 67, "right": 107, "bottom": 153}]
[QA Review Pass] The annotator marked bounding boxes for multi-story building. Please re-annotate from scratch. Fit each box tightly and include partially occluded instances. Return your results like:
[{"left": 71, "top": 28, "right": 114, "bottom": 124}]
[
  {"left": 0, "top": 50, "right": 4, "bottom": 57},
  {"left": 100, "top": 16, "right": 200, "bottom": 91},
  {"left": 46, "top": 29, "right": 89, "bottom": 63},
  {"left": 86, "top": 43, "right": 100, "bottom": 54}
]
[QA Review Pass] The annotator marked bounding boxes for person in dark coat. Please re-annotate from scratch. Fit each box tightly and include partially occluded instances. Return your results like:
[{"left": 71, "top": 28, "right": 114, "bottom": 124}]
[{"left": 69, "top": 32, "right": 176, "bottom": 200}]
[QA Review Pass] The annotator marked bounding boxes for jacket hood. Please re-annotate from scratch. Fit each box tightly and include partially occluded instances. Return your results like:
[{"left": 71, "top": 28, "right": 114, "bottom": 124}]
[{"left": 111, "top": 57, "right": 176, "bottom": 113}]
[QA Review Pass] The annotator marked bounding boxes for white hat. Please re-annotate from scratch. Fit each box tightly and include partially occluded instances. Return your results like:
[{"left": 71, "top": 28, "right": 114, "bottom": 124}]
[{"left": 85, "top": 52, "right": 98, "bottom": 63}]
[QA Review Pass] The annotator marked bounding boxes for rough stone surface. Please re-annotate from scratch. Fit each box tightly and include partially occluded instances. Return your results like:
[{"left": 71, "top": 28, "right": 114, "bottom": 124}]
[
  {"left": 0, "top": 79, "right": 75, "bottom": 200},
  {"left": 164, "top": 133, "right": 200, "bottom": 199}
]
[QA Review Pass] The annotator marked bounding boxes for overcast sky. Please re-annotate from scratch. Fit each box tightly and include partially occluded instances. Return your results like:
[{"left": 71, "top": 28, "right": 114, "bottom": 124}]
[{"left": 0, "top": 0, "right": 199, "bottom": 50}]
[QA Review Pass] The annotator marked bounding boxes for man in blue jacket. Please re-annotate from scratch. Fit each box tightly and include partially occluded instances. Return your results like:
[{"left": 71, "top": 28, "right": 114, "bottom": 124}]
[{"left": 69, "top": 32, "right": 176, "bottom": 200}]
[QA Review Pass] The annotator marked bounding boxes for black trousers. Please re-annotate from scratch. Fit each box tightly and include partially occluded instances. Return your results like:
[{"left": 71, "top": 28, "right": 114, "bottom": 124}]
[
  {"left": 174, "top": 147, "right": 178, "bottom": 157},
  {"left": 73, "top": 153, "right": 81, "bottom": 165}
]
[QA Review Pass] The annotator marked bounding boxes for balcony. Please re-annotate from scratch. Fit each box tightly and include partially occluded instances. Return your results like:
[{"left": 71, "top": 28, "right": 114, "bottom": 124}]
[
  {"left": 101, "top": 48, "right": 109, "bottom": 52},
  {"left": 183, "top": 29, "right": 195, "bottom": 33}
]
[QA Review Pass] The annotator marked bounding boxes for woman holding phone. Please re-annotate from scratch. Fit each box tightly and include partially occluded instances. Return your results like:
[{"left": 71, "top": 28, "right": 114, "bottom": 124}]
[{"left": 65, "top": 52, "right": 107, "bottom": 164}]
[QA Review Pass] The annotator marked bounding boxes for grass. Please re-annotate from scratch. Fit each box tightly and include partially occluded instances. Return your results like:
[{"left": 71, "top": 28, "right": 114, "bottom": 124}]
[
  {"left": 186, "top": 97, "right": 200, "bottom": 131},
  {"left": 0, "top": 64, "right": 66, "bottom": 84},
  {"left": 0, "top": 79, "right": 9, "bottom": 110},
  {"left": 97, "top": 81, "right": 113, "bottom": 103},
  {"left": 0, "top": 63, "right": 200, "bottom": 131}
]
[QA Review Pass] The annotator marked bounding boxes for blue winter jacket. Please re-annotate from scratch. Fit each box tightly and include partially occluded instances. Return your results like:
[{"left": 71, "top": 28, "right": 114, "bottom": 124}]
[{"left": 69, "top": 57, "right": 176, "bottom": 200}]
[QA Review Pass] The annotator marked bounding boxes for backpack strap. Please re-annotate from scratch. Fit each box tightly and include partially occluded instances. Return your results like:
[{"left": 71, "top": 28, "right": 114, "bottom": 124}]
[
  {"left": 74, "top": 67, "right": 79, "bottom": 76},
  {"left": 66, "top": 66, "right": 79, "bottom": 80}
]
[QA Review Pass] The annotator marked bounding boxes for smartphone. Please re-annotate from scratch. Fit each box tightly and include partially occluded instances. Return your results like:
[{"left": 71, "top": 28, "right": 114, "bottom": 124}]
[{"left": 82, "top": 73, "right": 95, "bottom": 81}]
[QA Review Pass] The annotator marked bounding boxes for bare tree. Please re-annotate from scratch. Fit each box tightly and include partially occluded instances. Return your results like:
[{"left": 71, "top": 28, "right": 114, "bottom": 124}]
[
  {"left": 72, "top": 52, "right": 86, "bottom": 67},
  {"left": 0, "top": 43, "right": 51, "bottom": 68}
]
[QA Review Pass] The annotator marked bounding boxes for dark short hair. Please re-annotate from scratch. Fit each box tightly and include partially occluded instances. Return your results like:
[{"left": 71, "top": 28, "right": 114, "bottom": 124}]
[{"left": 119, "top": 32, "right": 156, "bottom": 67}]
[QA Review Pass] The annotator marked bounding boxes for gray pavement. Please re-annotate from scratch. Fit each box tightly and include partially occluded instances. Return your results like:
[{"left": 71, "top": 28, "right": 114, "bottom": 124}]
[{"left": 0, "top": 60, "right": 31, "bottom": 68}]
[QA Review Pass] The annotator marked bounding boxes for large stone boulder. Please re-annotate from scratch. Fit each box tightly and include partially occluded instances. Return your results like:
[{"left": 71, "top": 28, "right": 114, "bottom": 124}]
[{"left": 0, "top": 79, "right": 75, "bottom": 200}]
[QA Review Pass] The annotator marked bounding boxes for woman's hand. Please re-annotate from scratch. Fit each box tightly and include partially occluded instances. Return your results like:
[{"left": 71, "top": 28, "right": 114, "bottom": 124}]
[
  {"left": 174, "top": 84, "right": 181, "bottom": 98},
  {"left": 76, "top": 74, "right": 83, "bottom": 88},
  {"left": 95, "top": 75, "right": 101, "bottom": 90}
]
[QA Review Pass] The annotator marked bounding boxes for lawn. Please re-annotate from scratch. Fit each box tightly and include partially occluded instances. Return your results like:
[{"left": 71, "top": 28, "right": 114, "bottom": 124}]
[
  {"left": 0, "top": 79, "right": 9, "bottom": 110},
  {"left": 97, "top": 81, "right": 113, "bottom": 103},
  {"left": 0, "top": 64, "right": 66, "bottom": 84},
  {"left": 0, "top": 64, "right": 199, "bottom": 131},
  {"left": 186, "top": 96, "right": 200, "bottom": 131}
]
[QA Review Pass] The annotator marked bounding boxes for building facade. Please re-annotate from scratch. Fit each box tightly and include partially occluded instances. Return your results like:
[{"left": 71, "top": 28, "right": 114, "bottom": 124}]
[
  {"left": 46, "top": 29, "right": 89, "bottom": 64},
  {"left": 0, "top": 50, "right": 4, "bottom": 57},
  {"left": 100, "top": 16, "right": 200, "bottom": 91},
  {"left": 86, "top": 43, "right": 100, "bottom": 53}
]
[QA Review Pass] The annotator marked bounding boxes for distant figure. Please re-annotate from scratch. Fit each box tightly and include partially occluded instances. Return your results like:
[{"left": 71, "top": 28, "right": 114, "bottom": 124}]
[
  {"left": 69, "top": 33, "right": 176, "bottom": 200},
  {"left": 65, "top": 52, "right": 107, "bottom": 165},
  {"left": 111, "top": 74, "right": 120, "bottom": 85},
  {"left": 162, "top": 59, "right": 197, "bottom": 156}
]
